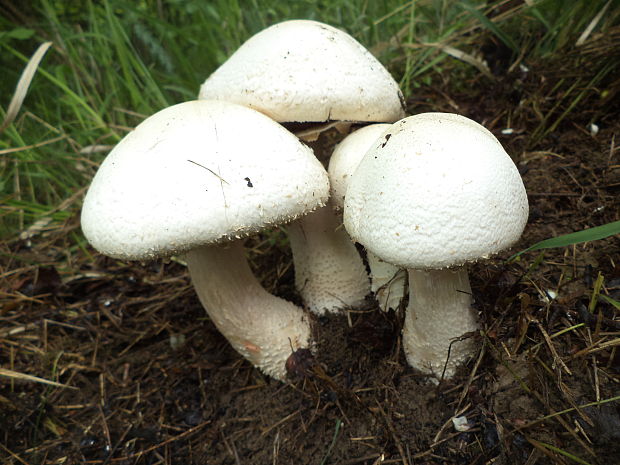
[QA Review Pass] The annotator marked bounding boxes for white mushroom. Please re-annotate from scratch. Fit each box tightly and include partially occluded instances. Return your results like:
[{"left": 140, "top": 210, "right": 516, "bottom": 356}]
[
  {"left": 81, "top": 100, "right": 330, "bottom": 381},
  {"left": 344, "top": 113, "right": 528, "bottom": 379},
  {"left": 199, "top": 20, "right": 405, "bottom": 124},
  {"left": 328, "top": 124, "right": 406, "bottom": 312},
  {"left": 198, "top": 19, "right": 406, "bottom": 314}
]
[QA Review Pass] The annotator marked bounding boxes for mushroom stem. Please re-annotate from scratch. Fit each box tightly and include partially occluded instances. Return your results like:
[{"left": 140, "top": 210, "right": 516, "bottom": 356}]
[
  {"left": 403, "top": 267, "right": 478, "bottom": 379},
  {"left": 366, "top": 251, "right": 406, "bottom": 311},
  {"left": 287, "top": 200, "right": 370, "bottom": 314},
  {"left": 184, "top": 240, "right": 312, "bottom": 381}
]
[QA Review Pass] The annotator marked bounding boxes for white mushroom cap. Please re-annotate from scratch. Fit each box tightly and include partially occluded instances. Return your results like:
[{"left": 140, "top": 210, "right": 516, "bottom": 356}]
[
  {"left": 328, "top": 124, "right": 391, "bottom": 209},
  {"left": 344, "top": 112, "right": 529, "bottom": 269},
  {"left": 82, "top": 100, "right": 330, "bottom": 260},
  {"left": 328, "top": 124, "right": 404, "bottom": 312},
  {"left": 198, "top": 20, "right": 405, "bottom": 123}
]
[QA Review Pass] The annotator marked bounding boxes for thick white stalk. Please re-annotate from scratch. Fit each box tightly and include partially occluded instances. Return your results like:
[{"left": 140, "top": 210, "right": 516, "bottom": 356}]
[
  {"left": 287, "top": 201, "right": 370, "bottom": 314},
  {"left": 403, "top": 267, "right": 478, "bottom": 379},
  {"left": 185, "top": 241, "right": 311, "bottom": 381},
  {"left": 366, "top": 252, "right": 406, "bottom": 311}
]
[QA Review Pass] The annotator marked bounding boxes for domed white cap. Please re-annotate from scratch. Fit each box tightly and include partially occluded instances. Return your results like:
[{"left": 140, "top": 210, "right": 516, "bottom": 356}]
[
  {"left": 82, "top": 100, "right": 330, "bottom": 260},
  {"left": 328, "top": 124, "right": 391, "bottom": 209},
  {"left": 344, "top": 113, "right": 528, "bottom": 269},
  {"left": 198, "top": 20, "right": 405, "bottom": 123}
]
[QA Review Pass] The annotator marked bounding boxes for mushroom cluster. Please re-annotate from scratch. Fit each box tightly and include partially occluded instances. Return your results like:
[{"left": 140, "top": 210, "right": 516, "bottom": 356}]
[
  {"left": 82, "top": 20, "right": 407, "bottom": 381},
  {"left": 82, "top": 19, "right": 528, "bottom": 383}
]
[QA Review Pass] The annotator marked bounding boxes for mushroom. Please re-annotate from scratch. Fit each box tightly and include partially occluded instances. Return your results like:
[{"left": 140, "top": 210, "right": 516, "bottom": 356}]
[
  {"left": 343, "top": 113, "right": 528, "bottom": 379},
  {"left": 81, "top": 100, "right": 330, "bottom": 381},
  {"left": 198, "top": 19, "right": 406, "bottom": 314},
  {"left": 328, "top": 124, "right": 406, "bottom": 312},
  {"left": 198, "top": 20, "right": 405, "bottom": 125}
]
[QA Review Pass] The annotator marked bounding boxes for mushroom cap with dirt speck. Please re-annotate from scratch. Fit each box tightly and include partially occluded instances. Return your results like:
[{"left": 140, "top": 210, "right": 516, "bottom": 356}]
[
  {"left": 343, "top": 112, "right": 529, "bottom": 269},
  {"left": 328, "top": 124, "right": 405, "bottom": 312},
  {"left": 328, "top": 124, "right": 391, "bottom": 209},
  {"left": 81, "top": 100, "right": 330, "bottom": 260},
  {"left": 198, "top": 20, "right": 405, "bottom": 123}
]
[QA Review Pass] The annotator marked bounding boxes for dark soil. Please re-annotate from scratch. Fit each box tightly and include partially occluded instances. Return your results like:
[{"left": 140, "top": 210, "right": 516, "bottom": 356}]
[{"left": 1, "top": 54, "right": 619, "bottom": 464}]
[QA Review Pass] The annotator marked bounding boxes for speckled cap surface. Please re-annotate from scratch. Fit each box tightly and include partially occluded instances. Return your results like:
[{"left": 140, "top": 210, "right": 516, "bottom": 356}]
[
  {"left": 343, "top": 113, "right": 529, "bottom": 269},
  {"left": 198, "top": 20, "right": 405, "bottom": 123},
  {"left": 328, "top": 124, "right": 391, "bottom": 208},
  {"left": 81, "top": 100, "right": 330, "bottom": 260}
]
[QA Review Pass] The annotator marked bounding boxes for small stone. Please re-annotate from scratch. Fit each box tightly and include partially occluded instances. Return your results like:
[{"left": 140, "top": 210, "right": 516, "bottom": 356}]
[{"left": 452, "top": 415, "right": 472, "bottom": 432}]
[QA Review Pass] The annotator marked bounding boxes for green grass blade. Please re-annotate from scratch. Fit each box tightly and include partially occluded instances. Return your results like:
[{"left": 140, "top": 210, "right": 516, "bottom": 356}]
[
  {"left": 460, "top": 1, "right": 518, "bottom": 52},
  {"left": 319, "top": 418, "right": 342, "bottom": 465},
  {"left": 600, "top": 294, "right": 620, "bottom": 310},
  {"left": 529, "top": 439, "right": 593, "bottom": 465},
  {"left": 511, "top": 221, "right": 620, "bottom": 259}
]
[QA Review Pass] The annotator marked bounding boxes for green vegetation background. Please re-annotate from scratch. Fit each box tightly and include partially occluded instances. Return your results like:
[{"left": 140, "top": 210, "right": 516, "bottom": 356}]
[{"left": 1, "top": 0, "right": 618, "bottom": 246}]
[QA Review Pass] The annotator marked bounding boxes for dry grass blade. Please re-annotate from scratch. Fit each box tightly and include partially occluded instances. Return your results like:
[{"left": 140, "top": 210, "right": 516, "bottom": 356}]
[
  {"left": 375, "top": 401, "right": 409, "bottom": 465},
  {"left": 0, "top": 134, "right": 68, "bottom": 155},
  {"left": 576, "top": 0, "right": 612, "bottom": 46},
  {"left": 82, "top": 420, "right": 212, "bottom": 463},
  {"left": 533, "top": 319, "right": 572, "bottom": 375},
  {"left": 0, "top": 367, "right": 77, "bottom": 389},
  {"left": 261, "top": 409, "right": 301, "bottom": 437},
  {"left": 0, "top": 41, "right": 53, "bottom": 133},
  {"left": 517, "top": 395, "right": 620, "bottom": 430},
  {"left": 0, "top": 443, "right": 31, "bottom": 465},
  {"left": 438, "top": 44, "right": 494, "bottom": 80},
  {"left": 403, "top": 42, "right": 494, "bottom": 80}
]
